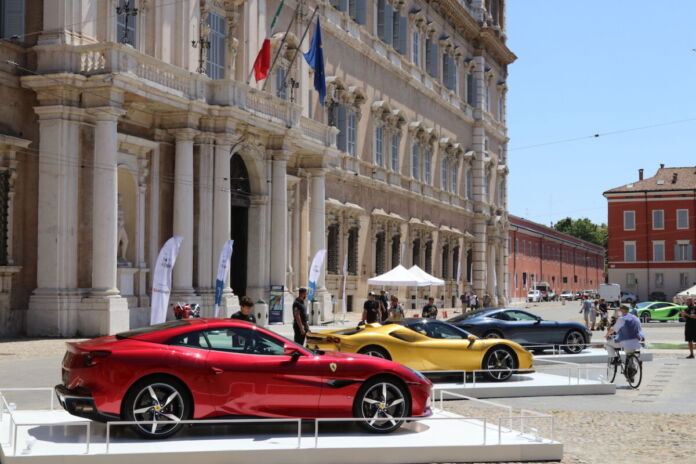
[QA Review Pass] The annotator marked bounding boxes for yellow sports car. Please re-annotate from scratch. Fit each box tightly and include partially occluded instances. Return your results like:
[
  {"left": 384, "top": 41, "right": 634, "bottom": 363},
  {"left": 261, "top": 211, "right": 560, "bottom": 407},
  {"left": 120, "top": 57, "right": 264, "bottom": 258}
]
[{"left": 307, "top": 319, "right": 534, "bottom": 381}]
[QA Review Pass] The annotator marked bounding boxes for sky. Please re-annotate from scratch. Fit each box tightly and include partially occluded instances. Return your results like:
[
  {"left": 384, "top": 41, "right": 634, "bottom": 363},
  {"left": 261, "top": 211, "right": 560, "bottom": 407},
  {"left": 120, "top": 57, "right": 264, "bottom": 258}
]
[{"left": 505, "top": 1, "right": 696, "bottom": 227}]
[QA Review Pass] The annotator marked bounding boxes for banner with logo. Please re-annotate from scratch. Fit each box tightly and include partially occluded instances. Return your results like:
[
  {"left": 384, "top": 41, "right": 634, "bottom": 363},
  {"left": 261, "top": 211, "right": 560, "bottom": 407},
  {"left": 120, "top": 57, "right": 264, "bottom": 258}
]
[
  {"left": 307, "top": 249, "right": 326, "bottom": 301},
  {"left": 150, "top": 236, "right": 183, "bottom": 325},
  {"left": 269, "top": 285, "right": 284, "bottom": 324},
  {"left": 214, "top": 240, "right": 234, "bottom": 317}
]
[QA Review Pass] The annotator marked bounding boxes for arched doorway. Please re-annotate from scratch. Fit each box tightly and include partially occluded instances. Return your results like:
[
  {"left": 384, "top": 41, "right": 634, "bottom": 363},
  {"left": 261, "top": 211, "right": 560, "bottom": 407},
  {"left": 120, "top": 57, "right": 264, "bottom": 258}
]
[{"left": 230, "top": 154, "right": 250, "bottom": 298}]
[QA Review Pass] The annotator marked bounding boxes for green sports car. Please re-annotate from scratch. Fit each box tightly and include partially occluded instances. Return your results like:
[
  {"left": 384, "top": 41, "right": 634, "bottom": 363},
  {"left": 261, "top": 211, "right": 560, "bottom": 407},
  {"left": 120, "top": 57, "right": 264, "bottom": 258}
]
[{"left": 635, "top": 302, "right": 686, "bottom": 323}]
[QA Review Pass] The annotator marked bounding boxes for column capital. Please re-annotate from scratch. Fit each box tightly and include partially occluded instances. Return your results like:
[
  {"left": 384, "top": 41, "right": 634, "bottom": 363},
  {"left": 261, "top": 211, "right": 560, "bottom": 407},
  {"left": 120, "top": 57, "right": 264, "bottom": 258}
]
[
  {"left": 169, "top": 128, "right": 200, "bottom": 142},
  {"left": 195, "top": 132, "right": 217, "bottom": 144},
  {"left": 271, "top": 150, "right": 291, "bottom": 162},
  {"left": 87, "top": 107, "right": 126, "bottom": 122},
  {"left": 306, "top": 167, "right": 328, "bottom": 177},
  {"left": 215, "top": 134, "right": 238, "bottom": 148},
  {"left": 250, "top": 195, "right": 268, "bottom": 206}
]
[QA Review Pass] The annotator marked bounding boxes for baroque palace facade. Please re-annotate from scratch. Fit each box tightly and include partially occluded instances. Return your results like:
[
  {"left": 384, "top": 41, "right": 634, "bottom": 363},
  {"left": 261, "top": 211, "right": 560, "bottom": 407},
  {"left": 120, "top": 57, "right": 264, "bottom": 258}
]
[{"left": 0, "top": 0, "right": 513, "bottom": 336}]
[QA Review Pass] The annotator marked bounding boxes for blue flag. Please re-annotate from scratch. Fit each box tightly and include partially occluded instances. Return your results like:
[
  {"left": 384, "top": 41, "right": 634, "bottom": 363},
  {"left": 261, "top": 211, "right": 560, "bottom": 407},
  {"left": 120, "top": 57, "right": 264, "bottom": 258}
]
[{"left": 303, "top": 18, "right": 326, "bottom": 105}]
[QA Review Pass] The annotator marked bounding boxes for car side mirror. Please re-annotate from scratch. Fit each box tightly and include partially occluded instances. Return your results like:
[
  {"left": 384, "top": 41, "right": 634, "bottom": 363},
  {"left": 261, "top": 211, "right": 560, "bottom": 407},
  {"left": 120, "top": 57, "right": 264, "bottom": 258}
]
[
  {"left": 467, "top": 334, "right": 477, "bottom": 340},
  {"left": 535, "top": 316, "right": 542, "bottom": 323},
  {"left": 284, "top": 345, "right": 303, "bottom": 358}
]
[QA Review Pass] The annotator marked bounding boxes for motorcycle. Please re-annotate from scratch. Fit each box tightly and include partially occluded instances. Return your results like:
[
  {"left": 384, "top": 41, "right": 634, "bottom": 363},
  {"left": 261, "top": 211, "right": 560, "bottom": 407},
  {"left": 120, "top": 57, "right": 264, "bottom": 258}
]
[{"left": 172, "top": 302, "right": 201, "bottom": 319}]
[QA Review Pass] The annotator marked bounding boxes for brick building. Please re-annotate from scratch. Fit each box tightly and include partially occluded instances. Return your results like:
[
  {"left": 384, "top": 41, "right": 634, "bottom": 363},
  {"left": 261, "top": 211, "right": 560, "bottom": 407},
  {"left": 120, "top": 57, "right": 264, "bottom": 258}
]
[
  {"left": 604, "top": 166, "right": 696, "bottom": 301},
  {"left": 507, "top": 216, "right": 605, "bottom": 302}
]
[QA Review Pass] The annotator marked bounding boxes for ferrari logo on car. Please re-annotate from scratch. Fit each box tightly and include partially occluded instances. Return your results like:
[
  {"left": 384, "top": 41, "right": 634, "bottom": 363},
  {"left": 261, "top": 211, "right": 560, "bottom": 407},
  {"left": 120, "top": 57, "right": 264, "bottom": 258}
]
[{"left": 330, "top": 362, "right": 337, "bottom": 372}]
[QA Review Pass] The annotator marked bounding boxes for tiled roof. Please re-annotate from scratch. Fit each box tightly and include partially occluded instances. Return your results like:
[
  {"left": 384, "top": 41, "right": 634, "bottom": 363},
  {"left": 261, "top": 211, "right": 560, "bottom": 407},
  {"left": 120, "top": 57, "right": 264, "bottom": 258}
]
[
  {"left": 508, "top": 215, "right": 604, "bottom": 253},
  {"left": 604, "top": 167, "right": 696, "bottom": 194}
]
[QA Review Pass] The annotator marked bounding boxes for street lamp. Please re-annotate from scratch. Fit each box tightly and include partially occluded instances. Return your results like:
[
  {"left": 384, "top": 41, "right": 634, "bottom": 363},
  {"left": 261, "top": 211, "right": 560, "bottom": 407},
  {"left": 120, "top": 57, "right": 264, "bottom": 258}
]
[{"left": 115, "top": 1, "right": 138, "bottom": 45}]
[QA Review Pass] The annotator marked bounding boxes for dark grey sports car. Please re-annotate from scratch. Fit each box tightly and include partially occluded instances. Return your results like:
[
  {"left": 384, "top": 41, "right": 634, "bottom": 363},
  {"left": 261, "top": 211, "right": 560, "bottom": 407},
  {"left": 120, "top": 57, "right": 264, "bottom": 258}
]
[{"left": 447, "top": 308, "right": 591, "bottom": 354}]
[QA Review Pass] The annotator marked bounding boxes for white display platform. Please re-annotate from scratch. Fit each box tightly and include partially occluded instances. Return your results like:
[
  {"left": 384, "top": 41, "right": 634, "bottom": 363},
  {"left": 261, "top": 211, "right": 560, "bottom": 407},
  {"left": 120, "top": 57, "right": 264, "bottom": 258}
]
[
  {"left": 0, "top": 408, "right": 562, "bottom": 464},
  {"left": 429, "top": 372, "right": 616, "bottom": 398},
  {"left": 536, "top": 347, "right": 652, "bottom": 364}
]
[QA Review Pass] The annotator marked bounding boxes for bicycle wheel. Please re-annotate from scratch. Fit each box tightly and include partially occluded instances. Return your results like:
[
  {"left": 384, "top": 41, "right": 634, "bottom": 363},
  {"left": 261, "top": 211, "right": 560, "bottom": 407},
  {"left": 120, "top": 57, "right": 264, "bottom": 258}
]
[
  {"left": 605, "top": 357, "right": 618, "bottom": 383},
  {"left": 625, "top": 355, "right": 642, "bottom": 389}
]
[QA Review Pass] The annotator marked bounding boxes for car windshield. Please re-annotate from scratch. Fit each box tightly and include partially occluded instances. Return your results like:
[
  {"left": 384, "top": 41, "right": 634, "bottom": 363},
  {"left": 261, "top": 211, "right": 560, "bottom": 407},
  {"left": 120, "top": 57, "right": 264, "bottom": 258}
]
[
  {"left": 636, "top": 302, "right": 652, "bottom": 309},
  {"left": 400, "top": 320, "right": 471, "bottom": 339}
]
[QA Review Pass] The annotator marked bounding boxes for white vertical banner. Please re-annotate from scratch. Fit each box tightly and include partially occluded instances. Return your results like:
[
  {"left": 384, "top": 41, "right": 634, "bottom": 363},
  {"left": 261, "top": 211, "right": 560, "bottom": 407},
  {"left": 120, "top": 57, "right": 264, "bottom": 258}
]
[
  {"left": 307, "top": 249, "right": 327, "bottom": 301},
  {"left": 341, "top": 253, "right": 348, "bottom": 319},
  {"left": 150, "top": 236, "right": 184, "bottom": 325},
  {"left": 214, "top": 240, "right": 234, "bottom": 317}
]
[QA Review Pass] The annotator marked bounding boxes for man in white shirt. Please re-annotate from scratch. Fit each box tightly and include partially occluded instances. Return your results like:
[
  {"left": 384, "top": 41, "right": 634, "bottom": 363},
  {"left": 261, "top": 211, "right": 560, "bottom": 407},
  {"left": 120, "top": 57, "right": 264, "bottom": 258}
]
[{"left": 605, "top": 305, "right": 644, "bottom": 363}]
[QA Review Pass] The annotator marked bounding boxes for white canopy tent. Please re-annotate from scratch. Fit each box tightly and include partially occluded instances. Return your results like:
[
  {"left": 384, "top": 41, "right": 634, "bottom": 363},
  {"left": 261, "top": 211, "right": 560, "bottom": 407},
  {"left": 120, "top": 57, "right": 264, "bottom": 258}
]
[
  {"left": 408, "top": 265, "right": 445, "bottom": 286},
  {"left": 367, "top": 264, "right": 430, "bottom": 287},
  {"left": 675, "top": 284, "right": 696, "bottom": 303}
]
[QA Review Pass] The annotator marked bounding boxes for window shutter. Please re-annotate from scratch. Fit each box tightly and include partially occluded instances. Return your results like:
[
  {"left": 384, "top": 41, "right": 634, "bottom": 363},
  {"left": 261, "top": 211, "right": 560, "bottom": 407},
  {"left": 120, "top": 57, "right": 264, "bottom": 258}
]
[
  {"left": 689, "top": 245, "right": 694, "bottom": 261},
  {"left": 377, "top": 0, "right": 385, "bottom": 41},
  {"left": 354, "top": 0, "right": 366, "bottom": 24},
  {"left": 3, "top": 0, "right": 25, "bottom": 40},
  {"left": 384, "top": 2, "right": 393, "bottom": 45},
  {"left": 336, "top": 106, "right": 347, "bottom": 152}
]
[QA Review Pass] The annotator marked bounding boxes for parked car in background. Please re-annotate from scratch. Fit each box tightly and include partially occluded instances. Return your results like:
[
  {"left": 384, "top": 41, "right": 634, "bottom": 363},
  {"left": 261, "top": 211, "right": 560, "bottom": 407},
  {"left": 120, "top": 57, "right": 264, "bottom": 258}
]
[
  {"left": 527, "top": 290, "right": 542, "bottom": 302},
  {"left": 534, "top": 282, "right": 556, "bottom": 301},
  {"left": 560, "top": 290, "right": 574, "bottom": 301},
  {"left": 448, "top": 308, "right": 591, "bottom": 354},
  {"left": 621, "top": 291, "right": 639, "bottom": 303},
  {"left": 635, "top": 301, "right": 686, "bottom": 323}
]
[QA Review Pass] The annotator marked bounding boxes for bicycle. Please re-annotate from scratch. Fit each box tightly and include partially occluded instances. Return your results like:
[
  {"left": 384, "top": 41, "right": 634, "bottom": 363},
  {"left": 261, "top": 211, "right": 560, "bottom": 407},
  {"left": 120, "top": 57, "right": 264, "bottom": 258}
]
[{"left": 606, "top": 349, "right": 642, "bottom": 388}]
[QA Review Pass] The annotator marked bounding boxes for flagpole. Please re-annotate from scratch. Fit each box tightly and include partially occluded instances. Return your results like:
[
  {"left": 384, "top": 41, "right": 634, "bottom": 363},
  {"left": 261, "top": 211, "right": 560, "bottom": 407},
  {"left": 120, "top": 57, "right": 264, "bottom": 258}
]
[
  {"left": 246, "top": 0, "right": 289, "bottom": 85},
  {"left": 280, "top": 6, "right": 319, "bottom": 91},
  {"left": 260, "top": 9, "right": 299, "bottom": 91}
]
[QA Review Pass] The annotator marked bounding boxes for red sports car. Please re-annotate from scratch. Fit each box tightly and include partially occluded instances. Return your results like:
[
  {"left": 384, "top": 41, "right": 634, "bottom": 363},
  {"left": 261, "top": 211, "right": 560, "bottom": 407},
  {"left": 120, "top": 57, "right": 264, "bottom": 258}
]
[{"left": 55, "top": 318, "right": 432, "bottom": 438}]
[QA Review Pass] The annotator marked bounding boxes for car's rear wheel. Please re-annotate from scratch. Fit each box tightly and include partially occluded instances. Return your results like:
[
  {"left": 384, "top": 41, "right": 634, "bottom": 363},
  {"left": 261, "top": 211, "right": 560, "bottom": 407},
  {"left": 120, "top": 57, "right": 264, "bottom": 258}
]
[
  {"left": 482, "top": 346, "right": 517, "bottom": 381},
  {"left": 483, "top": 330, "right": 503, "bottom": 339},
  {"left": 358, "top": 345, "right": 391, "bottom": 360},
  {"left": 562, "top": 330, "right": 586, "bottom": 354},
  {"left": 640, "top": 311, "right": 651, "bottom": 323},
  {"left": 354, "top": 376, "right": 410, "bottom": 433},
  {"left": 123, "top": 376, "right": 191, "bottom": 439}
]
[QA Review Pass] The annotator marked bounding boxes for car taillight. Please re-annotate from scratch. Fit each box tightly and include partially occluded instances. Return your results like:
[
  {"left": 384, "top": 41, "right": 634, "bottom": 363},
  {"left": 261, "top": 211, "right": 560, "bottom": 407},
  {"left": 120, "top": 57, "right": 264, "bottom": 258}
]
[
  {"left": 82, "top": 350, "right": 111, "bottom": 367},
  {"left": 326, "top": 336, "right": 341, "bottom": 344}
]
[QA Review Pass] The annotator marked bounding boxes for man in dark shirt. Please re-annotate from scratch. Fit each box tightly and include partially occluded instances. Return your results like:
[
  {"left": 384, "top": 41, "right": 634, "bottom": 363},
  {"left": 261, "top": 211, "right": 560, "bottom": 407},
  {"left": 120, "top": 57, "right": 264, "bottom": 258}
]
[
  {"left": 362, "top": 292, "right": 381, "bottom": 324},
  {"left": 422, "top": 297, "right": 438, "bottom": 319},
  {"left": 681, "top": 297, "right": 696, "bottom": 359},
  {"left": 230, "top": 296, "right": 257, "bottom": 323},
  {"left": 293, "top": 288, "right": 310, "bottom": 345}
]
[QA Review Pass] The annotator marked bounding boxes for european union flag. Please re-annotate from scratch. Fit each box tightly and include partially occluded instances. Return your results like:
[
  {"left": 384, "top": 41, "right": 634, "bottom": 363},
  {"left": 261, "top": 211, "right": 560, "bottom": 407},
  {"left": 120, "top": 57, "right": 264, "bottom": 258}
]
[{"left": 303, "top": 18, "right": 326, "bottom": 105}]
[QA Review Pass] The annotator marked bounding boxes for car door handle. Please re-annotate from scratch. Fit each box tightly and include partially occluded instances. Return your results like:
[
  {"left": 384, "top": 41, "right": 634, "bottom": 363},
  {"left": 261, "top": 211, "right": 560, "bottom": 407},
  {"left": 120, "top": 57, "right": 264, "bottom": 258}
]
[{"left": 210, "top": 367, "right": 223, "bottom": 375}]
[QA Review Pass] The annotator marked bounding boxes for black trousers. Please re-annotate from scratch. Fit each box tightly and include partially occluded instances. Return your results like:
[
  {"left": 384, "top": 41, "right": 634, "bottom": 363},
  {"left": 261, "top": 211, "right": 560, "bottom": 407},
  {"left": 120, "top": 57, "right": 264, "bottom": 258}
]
[{"left": 294, "top": 328, "right": 306, "bottom": 346}]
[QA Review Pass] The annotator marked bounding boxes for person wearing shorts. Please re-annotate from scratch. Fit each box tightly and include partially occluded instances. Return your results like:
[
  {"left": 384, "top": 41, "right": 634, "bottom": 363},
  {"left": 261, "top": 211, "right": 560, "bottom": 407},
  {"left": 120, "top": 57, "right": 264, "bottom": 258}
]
[{"left": 681, "top": 298, "right": 696, "bottom": 359}]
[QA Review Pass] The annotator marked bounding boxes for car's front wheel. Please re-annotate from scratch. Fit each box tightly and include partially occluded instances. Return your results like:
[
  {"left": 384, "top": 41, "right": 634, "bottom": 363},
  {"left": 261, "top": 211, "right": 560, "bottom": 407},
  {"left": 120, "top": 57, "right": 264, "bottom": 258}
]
[
  {"left": 123, "top": 376, "right": 191, "bottom": 439},
  {"left": 482, "top": 346, "right": 517, "bottom": 381},
  {"left": 354, "top": 376, "right": 410, "bottom": 433},
  {"left": 358, "top": 345, "right": 391, "bottom": 360},
  {"left": 562, "top": 330, "right": 587, "bottom": 354}
]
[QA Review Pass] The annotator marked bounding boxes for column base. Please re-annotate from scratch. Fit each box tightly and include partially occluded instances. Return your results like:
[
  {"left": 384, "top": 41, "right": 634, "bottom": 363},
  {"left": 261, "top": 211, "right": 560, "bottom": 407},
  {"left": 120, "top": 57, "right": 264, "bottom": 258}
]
[
  {"left": 312, "top": 289, "right": 332, "bottom": 324},
  {"left": 80, "top": 296, "right": 130, "bottom": 336},
  {"left": 195, "top": 288, "right": 240, "bottom": 318},
  {"left": 27, "top": 290, "right": 83, "bottom": 336}
]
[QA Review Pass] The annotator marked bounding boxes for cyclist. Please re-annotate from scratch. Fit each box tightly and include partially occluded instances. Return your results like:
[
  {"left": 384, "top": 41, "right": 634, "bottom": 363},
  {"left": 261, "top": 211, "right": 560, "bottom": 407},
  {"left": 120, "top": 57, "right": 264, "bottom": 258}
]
[{"left": 605, "top": 305, "right": 644, "bottom": 369}]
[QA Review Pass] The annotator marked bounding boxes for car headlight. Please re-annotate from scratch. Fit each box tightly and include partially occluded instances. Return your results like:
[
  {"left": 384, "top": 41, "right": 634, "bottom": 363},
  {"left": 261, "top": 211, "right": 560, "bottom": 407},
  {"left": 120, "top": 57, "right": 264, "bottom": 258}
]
[{"left": 405, "top": 366, "right": 428, "bottom": 382}]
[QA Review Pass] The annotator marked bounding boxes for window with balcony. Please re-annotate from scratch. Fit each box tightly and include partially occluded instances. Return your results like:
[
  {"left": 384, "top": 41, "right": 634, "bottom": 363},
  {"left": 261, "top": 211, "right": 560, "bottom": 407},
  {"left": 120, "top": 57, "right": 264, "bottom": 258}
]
[
  {"left": 624, "top": 241, "right": 636, "bottom": 262},
  {"left": 623, "top": 210, "right": 635, "bottom": 231},
  {"left": 376, "top": 0, "right": 393, "bottom": 44},
  {"left": 390, "top": 133, "right": 399, "bottom": 172},
  {"left": 677, "top": 209, "right": 689, "bottom": 229},
  {"left": 116, "top": 0, "right": 138, "bottom": 47},
  {"left": 274, "top": 67, "right": 287, "bottom": 99},
  {"left": 331, "top": 105, "right": 357, "bottom": 156},
  {"left": 374, "top": 126, "right": 384, "bottom": 167},
  {"left": 653, "top": 241, "right": 664, "bottom": 262},
  {"left": 206, "top": 11, "right": 226, "bottom": 79},
  {"left": 411, "top": 144, "right": 420, "bottom": 180},
  {"left": 412, "top": 29, "right": 421, "bottom": 66},
  {"left": 392, "top": 10, "right": 407, "bottom": 54},
  {"left": 1, "top": 0, "right": 24, "bottom": 41},
  {"left": 424, "top": 147, "right": 432, "bottom": 184},
  {"left": 652, "top": 209, "right": 664, "bottom": 230},
  {"left": 330, "top": 0, "right": 366, "bottom": 24}
]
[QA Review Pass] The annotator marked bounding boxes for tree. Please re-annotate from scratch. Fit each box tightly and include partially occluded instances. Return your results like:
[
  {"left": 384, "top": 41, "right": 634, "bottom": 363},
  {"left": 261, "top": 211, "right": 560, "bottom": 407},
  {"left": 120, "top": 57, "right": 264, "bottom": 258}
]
[{"left": 553, "top": 217, "right": 607, "bottom": 249}]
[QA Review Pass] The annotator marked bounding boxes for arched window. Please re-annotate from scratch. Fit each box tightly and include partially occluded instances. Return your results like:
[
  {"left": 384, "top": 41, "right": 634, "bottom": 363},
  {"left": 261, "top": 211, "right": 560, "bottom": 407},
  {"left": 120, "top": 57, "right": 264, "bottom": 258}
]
[
  {"left": 375, "top": 232, "right": 386, "bottom": 275},
  {"left": 347, "top": 227, "right": 359, "bottom": 275},
  {"left": 327, "top": 223, "right": 340, "bottom": 274},
  {"left": 424, "top": 240, "right": 433, "bottom": 274},
  {"left": 391, "top": 234, "right": 401, "bottom": 267},
  {"left": 412, "top": 238, "right": 421, "bottom": 267}
]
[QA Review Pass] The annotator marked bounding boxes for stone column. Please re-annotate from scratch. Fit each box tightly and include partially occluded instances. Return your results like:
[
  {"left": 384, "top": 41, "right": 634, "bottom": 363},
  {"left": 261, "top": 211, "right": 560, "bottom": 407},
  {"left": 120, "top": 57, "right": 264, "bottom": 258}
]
[
  {"left": 170, "top": 129, "right": 199, "bottom": 296},
  {"left": 196, "top": 134, "right": 215, "bottom": 305},
  {"left": 80, "top": 107, "right": 130, "bottom": 335},
  {"left": 308, "top": 169, "right": 331, "bottom": 318},
  {"left": 270, "top": 151, "right": 289, "bottom": 288},
  {"left": 498, "top": 241, "right": 507, "bottom": 306},
  {"left": 246, "top": 195, "right": 268, "bottom": 303},
  {"left": 91, "top": 108, "right": 124, "bottom": 295}
]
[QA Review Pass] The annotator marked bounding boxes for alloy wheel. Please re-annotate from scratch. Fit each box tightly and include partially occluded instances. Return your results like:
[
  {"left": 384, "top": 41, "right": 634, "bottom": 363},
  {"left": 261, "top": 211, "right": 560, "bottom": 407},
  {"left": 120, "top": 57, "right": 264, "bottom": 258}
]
[
  {"left": 358, "top": 381, "right": 407, "bottom": 432},
  {"left": 484, "top": 348, "right": 514, "bottom": 380},
  {"left": 131, "top": 382, "right": 185, "bottom": 436}
]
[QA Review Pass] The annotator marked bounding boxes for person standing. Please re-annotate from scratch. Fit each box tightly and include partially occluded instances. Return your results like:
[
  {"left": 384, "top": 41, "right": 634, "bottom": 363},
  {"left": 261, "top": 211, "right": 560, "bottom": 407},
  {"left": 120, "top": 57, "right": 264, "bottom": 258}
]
[
  {"left": 579, "top": 295, "right": 593, "bottom": 329},
  {"left": 470, "top": 293, "right": 478, "bottom": 310},
  {"left": 460, "top": 293, "right": 469, "bottom": 312},
  {"left": 379, "top": 290, "right": 390, "bottom": 322},
  {"left": 387, "top": 296, "right": 405, "bottom": 321},
  {"left": 230, "top": 296, "right": 257, "bottom": 323},
  {"left": 422, "top": 297, "right": 438, "bottom": 319},
  {"left": 362, "top": 292, "right": 381, "bottom": 324},
  {"left": 293, "top": 288, "right": 310, "bottom": 345},
  {"left": 681, "top": 297, "right": 696, "bottom": 359}
]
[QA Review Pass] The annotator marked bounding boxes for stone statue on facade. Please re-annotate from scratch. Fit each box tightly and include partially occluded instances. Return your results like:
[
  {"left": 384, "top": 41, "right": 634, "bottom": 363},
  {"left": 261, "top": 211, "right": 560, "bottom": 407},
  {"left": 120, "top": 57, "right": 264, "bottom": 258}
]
[{"left": 117, "top": 194, "right": 130, "bottom": 266}]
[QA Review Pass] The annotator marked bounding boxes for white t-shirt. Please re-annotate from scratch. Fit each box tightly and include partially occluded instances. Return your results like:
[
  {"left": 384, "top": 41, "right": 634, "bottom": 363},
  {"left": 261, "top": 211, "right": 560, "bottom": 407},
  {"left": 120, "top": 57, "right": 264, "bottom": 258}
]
[{"left": 611, "top": 315, "right": 642, "bottom": 351}]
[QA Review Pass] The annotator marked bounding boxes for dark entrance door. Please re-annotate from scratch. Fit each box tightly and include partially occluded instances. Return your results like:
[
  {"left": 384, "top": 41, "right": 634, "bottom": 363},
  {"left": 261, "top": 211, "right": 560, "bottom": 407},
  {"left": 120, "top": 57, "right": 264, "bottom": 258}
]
[{"left": 230, "top": 154, "right": 250, "bottom": 298}]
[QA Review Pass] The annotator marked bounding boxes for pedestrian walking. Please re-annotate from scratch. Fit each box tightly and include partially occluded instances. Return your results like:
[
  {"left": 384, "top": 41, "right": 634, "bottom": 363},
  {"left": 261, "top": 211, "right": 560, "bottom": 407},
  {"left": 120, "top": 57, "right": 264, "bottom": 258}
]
[
  {"left": 589, "top": 299, "right": 600, "bottom": 331},
  {"left": 681, "top": 297, "right": 696, "bottom": 359},
  {"left": 292, "top": 288, "right": 310, "bottom": 346},
  {"left": 387, "top": 295, "right": 405, "bottom": 321},
  {"left": 579, "top": 295, "right": 593, "bottom": 329},
  {"left": 230, "top": 296, "right": 257, "bottom": 323},
  {"left": 470, "top": 293, "right": 478, "bottom": 310},
  {"left": 461, "top": 293, "right": 469, "bottom": 312},
  {"left": 422, "top": 297, "right": 438, "bottom": 319}
]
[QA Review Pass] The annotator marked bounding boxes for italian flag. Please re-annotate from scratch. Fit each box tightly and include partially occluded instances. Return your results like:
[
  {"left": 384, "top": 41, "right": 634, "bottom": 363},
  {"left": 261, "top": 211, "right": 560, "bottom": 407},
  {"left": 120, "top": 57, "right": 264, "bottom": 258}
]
[{"left": 252, "top": 0, "right": 285, "bottom": 82}]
